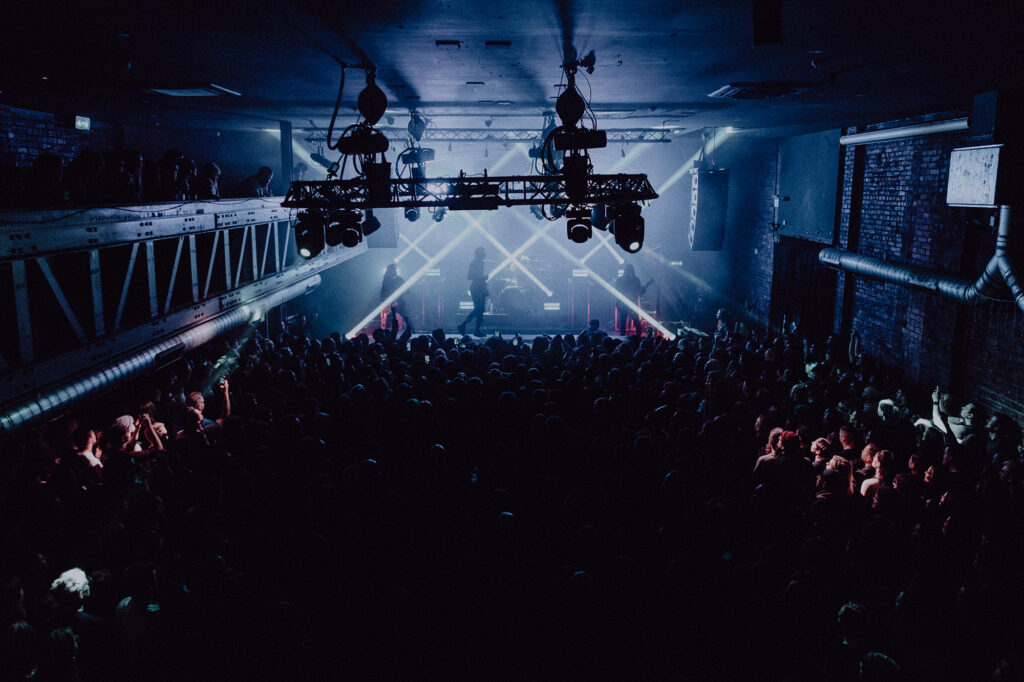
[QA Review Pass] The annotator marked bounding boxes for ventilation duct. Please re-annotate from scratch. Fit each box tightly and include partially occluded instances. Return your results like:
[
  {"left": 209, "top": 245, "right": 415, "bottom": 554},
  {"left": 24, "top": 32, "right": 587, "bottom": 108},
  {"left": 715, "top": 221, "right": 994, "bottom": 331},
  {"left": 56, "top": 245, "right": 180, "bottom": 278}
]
[
  {"left": 819, "top": 206, "right": 1022, "bottom": 312},
  {"left": 0, "top": 275, "right": 321, "bottom": 433}
]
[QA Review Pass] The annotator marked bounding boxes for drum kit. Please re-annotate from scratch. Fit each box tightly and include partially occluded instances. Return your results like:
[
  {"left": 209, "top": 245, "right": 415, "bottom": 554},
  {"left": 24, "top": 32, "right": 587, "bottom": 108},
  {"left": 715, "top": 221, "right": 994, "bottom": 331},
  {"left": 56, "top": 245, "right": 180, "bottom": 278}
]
[{"left": 486, "top": 255, "right": 547, "bottom": 318}]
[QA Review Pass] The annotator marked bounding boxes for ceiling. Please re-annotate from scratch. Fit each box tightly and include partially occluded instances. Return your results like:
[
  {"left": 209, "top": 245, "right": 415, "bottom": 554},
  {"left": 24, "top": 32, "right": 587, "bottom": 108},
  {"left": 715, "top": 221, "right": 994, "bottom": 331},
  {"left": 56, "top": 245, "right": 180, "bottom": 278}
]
[{"left": 2, "top": 0, "right": 1023, "bottom": 137}]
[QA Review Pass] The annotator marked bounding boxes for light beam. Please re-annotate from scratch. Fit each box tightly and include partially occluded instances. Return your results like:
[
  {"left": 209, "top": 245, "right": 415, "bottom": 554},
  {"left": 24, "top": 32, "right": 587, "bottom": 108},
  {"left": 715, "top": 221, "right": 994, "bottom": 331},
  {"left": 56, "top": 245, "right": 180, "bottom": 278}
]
[
  {"left": 462, "top": 213, "right": 554, "bottom": 297},
  {"left": 510, "top": 211, "right": 676, "bottom": 339},
  {"left": 345, "top": 223, "right": 475, "bottom": 338}
]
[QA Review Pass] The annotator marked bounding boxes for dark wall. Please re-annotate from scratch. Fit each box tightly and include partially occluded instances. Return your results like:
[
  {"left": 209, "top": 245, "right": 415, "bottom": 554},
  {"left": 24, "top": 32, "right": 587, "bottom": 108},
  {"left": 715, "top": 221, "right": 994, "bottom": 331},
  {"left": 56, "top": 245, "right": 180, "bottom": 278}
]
[
  {"left": 777, "top": 129, "right": 840, "bottom": 244},
  {"left": 0, "top": 103, "right": 296, "bottom": 203},
  {"left": 830, "top": 115, "right": 1024, "bottom": 418}
]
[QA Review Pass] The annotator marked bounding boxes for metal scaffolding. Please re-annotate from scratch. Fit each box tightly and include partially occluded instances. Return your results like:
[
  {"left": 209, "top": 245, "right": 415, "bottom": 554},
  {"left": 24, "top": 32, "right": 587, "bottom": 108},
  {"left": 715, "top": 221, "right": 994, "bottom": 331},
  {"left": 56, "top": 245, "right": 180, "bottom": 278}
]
[
  {"left": 283, "top": 173, "right": 659, "bottom": 210},
  {"left": 305, "top": 128, "right": 675, "bottom": 145},
  {"left": 1, "top": 198, "right": 366, "bottom": 429}
]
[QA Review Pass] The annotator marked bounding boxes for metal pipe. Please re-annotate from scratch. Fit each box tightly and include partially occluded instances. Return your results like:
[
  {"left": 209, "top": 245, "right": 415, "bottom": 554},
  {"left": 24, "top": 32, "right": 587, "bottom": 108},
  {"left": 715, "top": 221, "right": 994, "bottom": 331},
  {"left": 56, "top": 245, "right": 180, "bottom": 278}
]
[
  {"left": 0, "top": 275, "right": 321, "bottom": 433},
  {"left": 820, "top": 206, "right": 1019, "bottom": 310},
  {"left": 839, "top": 118, "right": 969, "bottom": 146},
  {"left": 818, "top": 248, "right": 976, "bottom": 299},
  {"left": 992, "top": 206, "right": 1024, "bottom": 312}
]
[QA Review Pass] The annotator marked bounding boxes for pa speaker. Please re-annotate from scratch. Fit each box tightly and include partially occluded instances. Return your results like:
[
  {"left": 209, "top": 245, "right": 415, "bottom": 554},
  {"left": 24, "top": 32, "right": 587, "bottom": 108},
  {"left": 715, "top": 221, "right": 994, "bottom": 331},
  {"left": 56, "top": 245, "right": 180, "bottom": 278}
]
[{"left": 688, "top": 168, "right": 729, "bottom": 251}]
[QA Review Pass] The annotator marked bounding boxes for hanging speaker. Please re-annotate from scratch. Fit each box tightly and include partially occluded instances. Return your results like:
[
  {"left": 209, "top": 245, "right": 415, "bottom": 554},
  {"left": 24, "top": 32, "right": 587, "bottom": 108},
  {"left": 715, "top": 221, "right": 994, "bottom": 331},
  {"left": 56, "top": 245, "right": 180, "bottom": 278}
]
[{"left": 688, "top": 168, "right": 729, "bottom": 251}]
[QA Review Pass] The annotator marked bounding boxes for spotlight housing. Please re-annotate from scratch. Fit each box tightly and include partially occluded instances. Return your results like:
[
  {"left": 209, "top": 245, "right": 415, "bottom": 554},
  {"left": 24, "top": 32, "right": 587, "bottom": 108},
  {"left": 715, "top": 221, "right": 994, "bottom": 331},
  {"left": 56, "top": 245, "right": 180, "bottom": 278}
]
[
  {"left": 591, "top": 203, "right": 609, "bottom": 231},
  {"left": 362, "top": 209, "right": 381, "bottom": 236},
  {"left": 611, "top": 202, "right": 645, "bottom": 253},
  {"left": 295, "top": 210, "right": 326, "bottom": 259},
  {"left": 432, "top": 207, "right": 448, "bottom": 223},
  {"left": 566, "top": 206, "right": 592, "bottom": 244},
  {"left": 326, "top": 209, "right": 363, "bottom": 247}
]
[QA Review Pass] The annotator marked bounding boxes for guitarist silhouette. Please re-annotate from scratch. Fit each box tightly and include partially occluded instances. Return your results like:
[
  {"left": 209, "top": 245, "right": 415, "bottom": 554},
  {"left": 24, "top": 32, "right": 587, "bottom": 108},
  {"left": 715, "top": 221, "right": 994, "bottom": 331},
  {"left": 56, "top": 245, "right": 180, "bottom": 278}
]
[{"left": 614, "top": 264, "right": 653, "bottom": 336}]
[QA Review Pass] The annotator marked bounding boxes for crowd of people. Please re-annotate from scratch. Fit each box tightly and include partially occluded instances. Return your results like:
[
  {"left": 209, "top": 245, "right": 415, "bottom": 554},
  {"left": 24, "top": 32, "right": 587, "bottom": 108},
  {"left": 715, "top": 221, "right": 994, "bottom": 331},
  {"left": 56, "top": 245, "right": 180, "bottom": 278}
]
[
  {"left": 0, "top": 149, "right": 279, "bottom": 209},
  {"left": 1, "top": 316, "right": 1023, "bottom": 680}
]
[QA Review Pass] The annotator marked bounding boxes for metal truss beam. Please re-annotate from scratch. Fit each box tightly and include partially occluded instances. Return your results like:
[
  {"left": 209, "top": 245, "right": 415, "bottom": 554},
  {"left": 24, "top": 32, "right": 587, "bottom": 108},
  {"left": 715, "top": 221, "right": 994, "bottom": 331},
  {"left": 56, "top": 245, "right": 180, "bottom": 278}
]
[
  {"left": 0, "top": 199, "right": 368, "bottom": 421},
  {"left": 306, "top": 128, "right": 673, "bottom": 145},
  {"left": 283, "top": 173, "right": 658, "bottom": 210}
]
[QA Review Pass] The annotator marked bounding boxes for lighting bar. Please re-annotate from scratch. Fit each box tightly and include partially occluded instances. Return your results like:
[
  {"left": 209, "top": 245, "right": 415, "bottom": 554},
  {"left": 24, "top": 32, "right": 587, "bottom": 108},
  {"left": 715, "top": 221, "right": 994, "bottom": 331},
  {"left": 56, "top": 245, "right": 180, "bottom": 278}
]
[
  {"left": 346, "top": 223, "right": 475, "bottom": 338},
  {"left": 283, "top": 173, "right": 657, "bottom": 210},
  {"left": 306, "top": 128, "right": 674, "bottom": 145},
  {"left": 458, "top": 301, "right": 474, "bottom": 311},
  {"left": 572, "top": 269, "right": 590, "bottom": 278},
  {"left": 543, "top": 302, "right": 561, "bottom": 311}
]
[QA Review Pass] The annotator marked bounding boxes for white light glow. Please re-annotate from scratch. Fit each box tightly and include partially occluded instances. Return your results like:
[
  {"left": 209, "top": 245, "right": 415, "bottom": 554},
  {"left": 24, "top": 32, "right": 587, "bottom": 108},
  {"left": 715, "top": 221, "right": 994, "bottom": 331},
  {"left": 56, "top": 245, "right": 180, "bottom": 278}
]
[
  {"left": 511, "top": 211, "right": 676, "bottom": 340},
  {"left": 346, "top": 223, "right": 475, "bottom": 338},
  {"left": 462, "top": 213, "right": 554, "bottom": 297}
]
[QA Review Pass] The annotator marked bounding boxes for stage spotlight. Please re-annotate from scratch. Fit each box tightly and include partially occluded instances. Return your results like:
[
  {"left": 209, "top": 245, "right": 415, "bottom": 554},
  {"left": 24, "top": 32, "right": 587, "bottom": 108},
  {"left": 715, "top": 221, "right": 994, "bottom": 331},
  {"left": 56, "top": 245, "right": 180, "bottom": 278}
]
[
  {"left": 433, "top": 206, "right": 448, "bottom": 223},
  {"left": 611, "top": 202, "right": 644, "bottom": 253},
  {"left": 362, "top": 209, "right": 381, "bottom": 236},
  {"left": 405, "top": 206, "right": 420, "bottom": 222},
  {"left": 295, "top": 210, "right": 326, "bottom": 259},
  {"left": 326, "top": 209, "right": 363, "bottom": 247},
  {"left": 566, "top": 206, "right": 592, "bottom": 244},
  {"left": 530, "top": 204, "right": 545, "bottom": 221},
  {"left": 591, "top": 203, "right": 609, "bottom": 231}
]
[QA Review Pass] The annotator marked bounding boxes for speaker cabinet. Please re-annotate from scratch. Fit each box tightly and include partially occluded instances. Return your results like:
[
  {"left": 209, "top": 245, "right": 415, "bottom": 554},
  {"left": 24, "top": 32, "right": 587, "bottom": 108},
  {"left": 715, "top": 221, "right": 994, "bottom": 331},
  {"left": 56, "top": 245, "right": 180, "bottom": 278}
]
[{"left": 688, "top": 168, "right": 729, "bottom": 251}]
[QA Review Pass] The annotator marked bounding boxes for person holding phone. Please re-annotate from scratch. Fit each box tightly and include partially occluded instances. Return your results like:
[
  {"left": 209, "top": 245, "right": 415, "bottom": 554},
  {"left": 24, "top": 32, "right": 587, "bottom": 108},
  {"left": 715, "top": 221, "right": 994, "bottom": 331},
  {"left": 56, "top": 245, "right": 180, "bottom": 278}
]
[{"left": 457, "top": 247, "right": 489, "bottom": 338}]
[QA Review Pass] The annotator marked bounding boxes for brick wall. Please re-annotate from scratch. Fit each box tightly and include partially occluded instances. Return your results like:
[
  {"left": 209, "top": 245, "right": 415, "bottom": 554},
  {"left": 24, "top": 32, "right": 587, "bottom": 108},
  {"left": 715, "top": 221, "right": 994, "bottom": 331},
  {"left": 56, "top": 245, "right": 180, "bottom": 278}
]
[
  {"left": 0, "top": 105, "right": 116, "bottom": 170},
  {"left": 724, "top": 140, "right": 778, "bottom": 323},
  {"left": 831, "top": 113, "right": 1024, "bottom": 419}
]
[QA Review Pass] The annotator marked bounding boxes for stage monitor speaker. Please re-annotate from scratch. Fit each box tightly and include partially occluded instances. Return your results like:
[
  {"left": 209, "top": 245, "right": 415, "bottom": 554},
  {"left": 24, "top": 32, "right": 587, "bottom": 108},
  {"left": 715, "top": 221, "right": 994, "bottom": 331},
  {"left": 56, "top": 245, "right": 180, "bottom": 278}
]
[{"left": 688, "top": 168, "right": 729, "bottom": 251}]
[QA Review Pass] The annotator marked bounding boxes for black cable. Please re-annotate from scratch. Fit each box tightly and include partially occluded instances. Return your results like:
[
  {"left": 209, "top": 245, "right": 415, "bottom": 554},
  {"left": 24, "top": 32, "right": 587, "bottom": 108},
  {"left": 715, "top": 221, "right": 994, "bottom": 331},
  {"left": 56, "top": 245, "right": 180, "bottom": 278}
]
[{"left": 325, "top": 65, "right": 348, "bottom": 151}]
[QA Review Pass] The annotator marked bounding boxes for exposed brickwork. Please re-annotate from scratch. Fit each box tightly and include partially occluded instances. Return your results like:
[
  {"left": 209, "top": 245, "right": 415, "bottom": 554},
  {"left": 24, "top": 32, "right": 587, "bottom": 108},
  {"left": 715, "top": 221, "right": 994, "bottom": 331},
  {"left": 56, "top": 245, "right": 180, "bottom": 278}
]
[
  {"left": 0, "top": 105, "right": 116, "bottom": 170},
  {"left": 829, "top": 115, "right": 1024, "bottom": 419}
]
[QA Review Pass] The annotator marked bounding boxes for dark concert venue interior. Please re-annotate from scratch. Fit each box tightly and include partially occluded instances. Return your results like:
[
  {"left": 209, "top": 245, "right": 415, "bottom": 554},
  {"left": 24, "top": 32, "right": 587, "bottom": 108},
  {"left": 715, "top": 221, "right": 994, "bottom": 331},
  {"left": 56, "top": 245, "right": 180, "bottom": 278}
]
[{"left": 2, "top": 1, "right": 1024, "bottom": 679}]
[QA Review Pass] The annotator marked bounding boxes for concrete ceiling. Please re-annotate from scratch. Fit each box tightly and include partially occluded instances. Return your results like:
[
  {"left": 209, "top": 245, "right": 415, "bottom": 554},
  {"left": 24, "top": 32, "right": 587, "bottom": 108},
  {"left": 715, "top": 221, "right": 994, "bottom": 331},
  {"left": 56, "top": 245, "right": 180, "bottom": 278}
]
[{"left": 2, "top": 0, "right": 1023, "bottom": 136}]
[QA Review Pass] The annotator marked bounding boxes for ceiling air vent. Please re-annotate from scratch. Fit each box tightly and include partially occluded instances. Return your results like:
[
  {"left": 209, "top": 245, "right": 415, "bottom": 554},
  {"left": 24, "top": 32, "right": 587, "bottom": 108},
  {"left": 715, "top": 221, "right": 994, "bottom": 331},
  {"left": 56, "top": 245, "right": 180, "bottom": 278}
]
[
  {"left": 708, "top": 82, "right": 814, "bottom": 99},
  {"left": 435, "top": 40, "right": 461, "bottom": 48},
  {"left": 485, "top": 40, "right": 512, "bottom": 48},
  {"left": 145, "top": 83, "right": 241, "bottom": 97}
]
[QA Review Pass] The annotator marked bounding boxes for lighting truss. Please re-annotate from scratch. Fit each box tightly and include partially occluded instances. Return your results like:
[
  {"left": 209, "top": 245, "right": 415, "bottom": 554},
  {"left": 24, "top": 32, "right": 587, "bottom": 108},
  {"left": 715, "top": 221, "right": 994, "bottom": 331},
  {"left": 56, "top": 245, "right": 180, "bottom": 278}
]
[
  {"left": 283, "top": 173, "right": 658, "bottom": 211},
  {"left": 305, "top": 128, "right": 674, "bottom": 145}
]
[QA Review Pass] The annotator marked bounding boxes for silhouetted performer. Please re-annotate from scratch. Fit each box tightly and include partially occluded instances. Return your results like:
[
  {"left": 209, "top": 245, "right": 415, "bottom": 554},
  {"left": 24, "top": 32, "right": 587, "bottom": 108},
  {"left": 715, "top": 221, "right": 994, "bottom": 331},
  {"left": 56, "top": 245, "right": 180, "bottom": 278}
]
[
  {"left": 614, "top": 263, "right": 648, "bottom": 335},
  {"left": 457, "top": 247, "right": 489, "bottom": 337},
  {"left": 381, "top": 263, "right": 414, "bottom": 335},
  {"left": 233, "top": 166, "right": 274, "bottom": 198}
]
